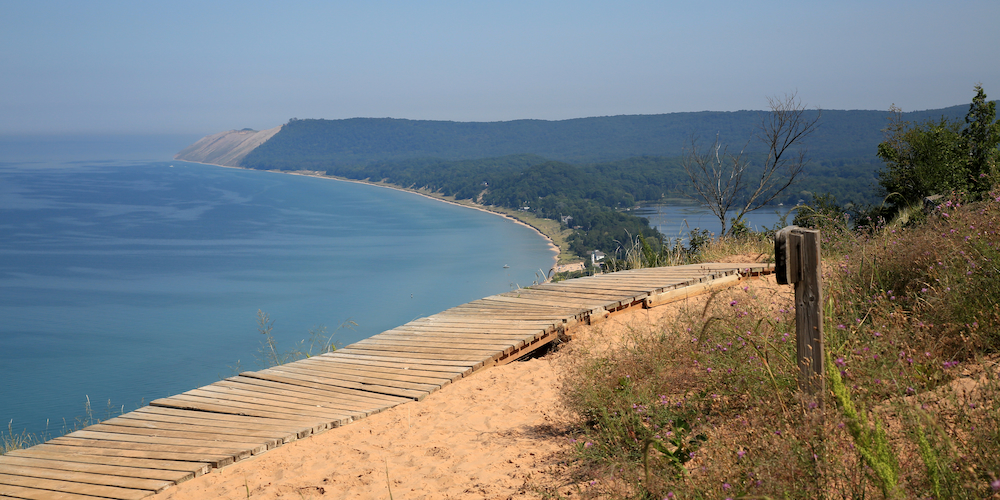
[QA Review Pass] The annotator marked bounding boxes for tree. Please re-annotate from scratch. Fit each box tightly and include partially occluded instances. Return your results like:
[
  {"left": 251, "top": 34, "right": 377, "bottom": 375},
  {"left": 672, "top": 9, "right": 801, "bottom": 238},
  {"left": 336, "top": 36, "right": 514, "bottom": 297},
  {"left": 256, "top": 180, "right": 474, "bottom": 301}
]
[
  {"left": 683, "top": 93, "right": 820, "bottom": 236},
  {"left": 876, "top": 107, "right": 966, "bottom": 205},
  {"left": 876, "top": 85, "right": 1000, "bottom": 208},
  {"left": 962, "top": 84, "right": 1000, "bottom": 184}
]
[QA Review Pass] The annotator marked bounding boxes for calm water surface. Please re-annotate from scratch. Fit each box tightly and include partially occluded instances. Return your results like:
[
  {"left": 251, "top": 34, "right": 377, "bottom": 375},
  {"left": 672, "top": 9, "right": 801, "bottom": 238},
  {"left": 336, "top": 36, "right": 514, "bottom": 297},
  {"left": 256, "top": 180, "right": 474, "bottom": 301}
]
[{"left": 0, "top": 137, "right": 555, "bottom": 436}]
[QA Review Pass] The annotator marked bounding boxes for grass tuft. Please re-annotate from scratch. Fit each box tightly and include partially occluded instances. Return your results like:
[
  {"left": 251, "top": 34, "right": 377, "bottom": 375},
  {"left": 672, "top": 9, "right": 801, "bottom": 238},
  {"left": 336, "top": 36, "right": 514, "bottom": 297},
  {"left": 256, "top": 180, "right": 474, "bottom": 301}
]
[{"left": 560, "top": 193, "right": 1000, "bottom": 498}]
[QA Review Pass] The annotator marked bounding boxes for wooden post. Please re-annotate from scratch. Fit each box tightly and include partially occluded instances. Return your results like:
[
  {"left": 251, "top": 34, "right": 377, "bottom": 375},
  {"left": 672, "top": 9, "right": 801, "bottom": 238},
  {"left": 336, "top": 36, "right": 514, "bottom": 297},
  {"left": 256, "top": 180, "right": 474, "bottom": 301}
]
[{"left": 775, "top": 226, "right": 824, "bottom": 396}]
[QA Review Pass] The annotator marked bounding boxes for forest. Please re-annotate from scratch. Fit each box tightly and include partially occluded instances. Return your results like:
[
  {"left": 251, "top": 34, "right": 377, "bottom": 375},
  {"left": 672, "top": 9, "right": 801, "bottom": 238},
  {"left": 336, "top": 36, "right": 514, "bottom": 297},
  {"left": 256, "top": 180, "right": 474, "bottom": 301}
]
[{"left": 236, "top": 104, "right": 974, "bottom": 258}]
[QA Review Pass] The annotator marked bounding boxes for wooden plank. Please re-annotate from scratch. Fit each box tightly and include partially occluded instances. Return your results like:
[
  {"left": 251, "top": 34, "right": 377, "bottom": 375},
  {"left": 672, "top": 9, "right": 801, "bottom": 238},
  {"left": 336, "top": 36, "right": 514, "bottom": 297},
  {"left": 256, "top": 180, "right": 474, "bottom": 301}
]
[
  {"left": 11, "top": 445, "right": 209, "bottom": 476},
  {"left": 0, "top": 454, "right": 195, "bottom": 483},
  {"left": 26, "top": 442, "right": 226, "bottom": 469},
  {"left": 275, "top": 359, "right": 456, "bottom": 390},
  {"left": 388, "top": 318, "right": 548, "bottom": 337},
  {"left": 320, "top": 351, "right": 476, "bottom": 369},
  {"left": 375, "top": 330, "right": 532, "bottom": 345},
  {"left": 0, "top": 472, "right": 149, "bottom": 500},
  {"left": 312, "top": 354, "right": 473, "bottom": 378},
  {"left": 267, "top": 364, "right": 440, "bottom": 393},
  {"left": 235, "top": 371, "right": 413, "bottom": 406},
  {"left": 149, "top": 396, "right": 336, "bottom": 432},
  {"left": 352, "top": 337, "right": 517, "bottom": 354},
  {"left": 335, "top": 347, "right": 489, "bottom": 364},
  {"left": 129, "top": 406, "right": 315, "bottom": 439},
  {"left": 111, "top": 410, "right": 304, "bottom": 444},
  {"left": 0, "top": 482, "right": 106, "bottom": 500},
  {"left": 217, "top": 377, "right": 395, "bottom": 413},
  {"left": 335, "top": 343, "right": 499, "bottom": 361},
  {"left": 190, "top": 383, "right": 388, "bottom": 417},
  {"left": 157, "top": 391, "right": 356, "bottom": 426},
  {"left": 0, "top": 462, "right": 170, "bottom": 493},
  {"left": 63, "top": 429, "right": 266, "bottom": 456},
  {"left": 47, "top": 436, "right": 242, "bottom": 467},
  {"left": 253, "top": 366, "right": 430, "bottom": 400},
  {"left": 82, "top": 422, "right": 282, "bottom": 451}
]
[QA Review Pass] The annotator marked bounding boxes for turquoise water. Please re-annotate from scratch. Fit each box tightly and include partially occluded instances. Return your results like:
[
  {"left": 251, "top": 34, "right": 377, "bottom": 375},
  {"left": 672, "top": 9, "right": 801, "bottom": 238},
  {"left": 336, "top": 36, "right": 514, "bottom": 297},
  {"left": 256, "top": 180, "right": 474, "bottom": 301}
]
[{"left": 0, "top": 138, "right": 556, "bottom": 437}]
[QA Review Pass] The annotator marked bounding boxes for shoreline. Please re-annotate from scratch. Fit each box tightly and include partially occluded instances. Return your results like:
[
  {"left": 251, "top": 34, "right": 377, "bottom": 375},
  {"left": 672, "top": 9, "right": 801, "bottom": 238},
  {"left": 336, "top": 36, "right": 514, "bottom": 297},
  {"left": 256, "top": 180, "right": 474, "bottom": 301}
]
[{"left": 173, "top": 159, "right": 567, "bottom": 274}]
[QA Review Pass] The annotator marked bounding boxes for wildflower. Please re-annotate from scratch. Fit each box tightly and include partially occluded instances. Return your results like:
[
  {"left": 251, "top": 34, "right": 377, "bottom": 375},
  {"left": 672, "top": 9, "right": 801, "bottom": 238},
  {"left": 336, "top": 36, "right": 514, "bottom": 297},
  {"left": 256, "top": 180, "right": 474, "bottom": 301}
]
[
  {"left": 729, "top": 300, "right": 737, "bottom": 307},
  {"left": 723, "top": 482, "right": 731, "bottom": 490},
  {"left": 737, "top": 449, "right": 746, "bottom": 459},
  {"left": 584, "top": 442, "right": 593, "bottom": 448},
  {"left": 991, "top": 479, "right": 1000, "bottom": 491}
]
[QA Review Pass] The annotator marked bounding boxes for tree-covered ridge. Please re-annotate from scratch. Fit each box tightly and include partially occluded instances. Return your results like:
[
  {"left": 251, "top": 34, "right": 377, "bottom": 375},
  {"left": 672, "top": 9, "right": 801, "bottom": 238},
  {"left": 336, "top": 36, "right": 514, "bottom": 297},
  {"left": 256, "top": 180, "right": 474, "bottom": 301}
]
[
  {"left": 226, "top": 103, "right": 988, "bottom": 258},
  {"left": 242, "top": 106, "right": 971, "bottom": 168}
]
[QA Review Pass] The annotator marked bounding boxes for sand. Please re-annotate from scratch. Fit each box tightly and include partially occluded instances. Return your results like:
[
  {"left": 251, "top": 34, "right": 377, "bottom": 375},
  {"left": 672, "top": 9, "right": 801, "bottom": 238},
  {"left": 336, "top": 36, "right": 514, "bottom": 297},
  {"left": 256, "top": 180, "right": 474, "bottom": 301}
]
[{"left": 148, "top": 283, "right": 723, "bottom": 500}]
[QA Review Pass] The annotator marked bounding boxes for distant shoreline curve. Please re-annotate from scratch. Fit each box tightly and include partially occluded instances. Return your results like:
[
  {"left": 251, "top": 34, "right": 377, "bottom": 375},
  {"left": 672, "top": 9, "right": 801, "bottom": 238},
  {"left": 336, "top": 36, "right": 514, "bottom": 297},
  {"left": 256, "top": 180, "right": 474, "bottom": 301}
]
[{"left": 174, "top": 159, "right": 561, "bottom": 274}]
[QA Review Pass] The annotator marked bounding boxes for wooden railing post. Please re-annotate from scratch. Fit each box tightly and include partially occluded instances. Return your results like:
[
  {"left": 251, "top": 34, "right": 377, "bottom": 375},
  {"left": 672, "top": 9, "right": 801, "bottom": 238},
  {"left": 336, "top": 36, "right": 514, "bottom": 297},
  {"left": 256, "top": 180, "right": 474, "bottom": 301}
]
[{"left": 775, "top": 226, "right": 825, "bottom": 396}]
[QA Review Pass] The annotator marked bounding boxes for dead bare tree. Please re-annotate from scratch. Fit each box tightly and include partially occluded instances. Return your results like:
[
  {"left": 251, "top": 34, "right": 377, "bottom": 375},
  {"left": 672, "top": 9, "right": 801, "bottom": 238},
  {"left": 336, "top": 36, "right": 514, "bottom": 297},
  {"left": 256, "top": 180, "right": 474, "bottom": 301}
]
[{"left": 683, "top": 93, "right": 820, "bottom": 236}]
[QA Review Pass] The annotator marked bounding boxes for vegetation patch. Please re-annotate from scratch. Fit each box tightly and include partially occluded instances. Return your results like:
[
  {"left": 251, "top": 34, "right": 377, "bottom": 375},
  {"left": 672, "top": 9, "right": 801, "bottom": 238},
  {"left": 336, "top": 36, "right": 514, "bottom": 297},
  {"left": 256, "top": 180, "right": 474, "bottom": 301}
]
[{"left": 558, "top": 197, "right": 1000, "bottom": 498}]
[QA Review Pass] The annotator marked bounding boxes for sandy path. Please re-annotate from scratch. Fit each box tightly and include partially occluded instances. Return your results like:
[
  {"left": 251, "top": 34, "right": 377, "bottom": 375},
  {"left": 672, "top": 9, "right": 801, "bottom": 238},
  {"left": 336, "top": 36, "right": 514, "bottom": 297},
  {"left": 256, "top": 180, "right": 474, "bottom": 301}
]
[{"left": 150, "top": 296, "right": 695, "bottom": 500}]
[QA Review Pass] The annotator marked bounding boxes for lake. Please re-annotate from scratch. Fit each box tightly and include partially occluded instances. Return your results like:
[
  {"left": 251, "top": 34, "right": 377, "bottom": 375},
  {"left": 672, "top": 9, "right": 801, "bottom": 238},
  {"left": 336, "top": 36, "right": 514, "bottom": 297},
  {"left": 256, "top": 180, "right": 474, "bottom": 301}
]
[{"left": 0, "top": 136, "right": 556, "bottom": 437}]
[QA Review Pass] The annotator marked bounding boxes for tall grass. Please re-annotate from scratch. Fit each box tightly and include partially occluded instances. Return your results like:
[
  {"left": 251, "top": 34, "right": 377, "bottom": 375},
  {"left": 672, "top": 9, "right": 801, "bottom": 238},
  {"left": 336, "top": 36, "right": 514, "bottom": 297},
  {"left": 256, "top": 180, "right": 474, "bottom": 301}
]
[{"left": 559, "top": 193, "right": 1000, "bottom": 498}]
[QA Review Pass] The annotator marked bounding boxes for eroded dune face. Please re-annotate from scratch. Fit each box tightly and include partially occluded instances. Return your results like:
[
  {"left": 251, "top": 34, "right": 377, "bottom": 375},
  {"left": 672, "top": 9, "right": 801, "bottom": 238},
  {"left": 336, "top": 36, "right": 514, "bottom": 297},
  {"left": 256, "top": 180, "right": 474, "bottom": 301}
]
[{"left": 175, "top": 126, "right": 281, "bottom": 167}]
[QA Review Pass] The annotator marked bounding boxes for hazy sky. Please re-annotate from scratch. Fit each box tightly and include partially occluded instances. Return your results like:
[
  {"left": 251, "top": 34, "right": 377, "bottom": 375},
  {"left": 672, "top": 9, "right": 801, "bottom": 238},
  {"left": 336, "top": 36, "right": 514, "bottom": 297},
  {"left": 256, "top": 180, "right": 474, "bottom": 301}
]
[{"left": 2, "top": 1, "right": 998, "bottom": 135}]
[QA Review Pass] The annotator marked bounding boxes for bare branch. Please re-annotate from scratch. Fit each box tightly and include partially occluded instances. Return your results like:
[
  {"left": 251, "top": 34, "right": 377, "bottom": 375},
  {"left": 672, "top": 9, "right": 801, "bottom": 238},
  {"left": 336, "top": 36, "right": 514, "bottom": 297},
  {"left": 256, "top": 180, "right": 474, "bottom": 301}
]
[{"left": 684, "top": 92, "right": 820, "bottom": 236}]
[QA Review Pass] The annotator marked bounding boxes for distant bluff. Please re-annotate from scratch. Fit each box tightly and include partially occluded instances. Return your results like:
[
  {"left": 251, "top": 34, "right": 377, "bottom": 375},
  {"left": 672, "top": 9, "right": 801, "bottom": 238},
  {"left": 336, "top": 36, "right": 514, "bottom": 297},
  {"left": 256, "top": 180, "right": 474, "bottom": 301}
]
[
  {"left": 175, "top": 105, "right": 969, "bottom": 168},
  {"left": 174, "top": 126, "right": 281, "bottom": 167}
]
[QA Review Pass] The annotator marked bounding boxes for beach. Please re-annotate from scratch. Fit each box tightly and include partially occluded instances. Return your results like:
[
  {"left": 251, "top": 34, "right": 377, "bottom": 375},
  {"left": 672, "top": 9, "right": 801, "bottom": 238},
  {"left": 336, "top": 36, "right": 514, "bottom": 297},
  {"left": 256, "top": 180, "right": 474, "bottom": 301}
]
[{"left": 149, "top": 273, "right": 771, "bottom": 499}]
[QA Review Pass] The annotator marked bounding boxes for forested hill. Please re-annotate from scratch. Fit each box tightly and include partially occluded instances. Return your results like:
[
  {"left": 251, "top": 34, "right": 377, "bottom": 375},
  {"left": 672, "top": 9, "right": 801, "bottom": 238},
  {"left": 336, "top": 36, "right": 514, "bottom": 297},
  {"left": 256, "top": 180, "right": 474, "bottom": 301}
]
[
  {"left": 176, "top": 103, "right": 973, "bottom": 259},
  {"left": 239, "top": 105, "right": 968, "bottom": 168}
]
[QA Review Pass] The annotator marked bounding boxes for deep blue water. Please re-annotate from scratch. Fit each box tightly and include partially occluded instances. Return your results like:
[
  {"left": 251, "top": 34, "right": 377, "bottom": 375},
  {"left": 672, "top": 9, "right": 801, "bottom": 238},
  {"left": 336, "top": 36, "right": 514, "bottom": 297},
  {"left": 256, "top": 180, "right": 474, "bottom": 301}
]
[{"left": 0, "top": 137, "right": 556, "bottom": 437}]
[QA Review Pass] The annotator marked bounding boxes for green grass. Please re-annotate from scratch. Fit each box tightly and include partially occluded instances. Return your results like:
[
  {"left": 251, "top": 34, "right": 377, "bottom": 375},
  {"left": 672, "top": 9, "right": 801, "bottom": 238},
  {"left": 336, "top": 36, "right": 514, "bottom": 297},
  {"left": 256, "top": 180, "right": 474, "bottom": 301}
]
[{"left": 556, "top": 192, "right": 1000, "bottom": 499}]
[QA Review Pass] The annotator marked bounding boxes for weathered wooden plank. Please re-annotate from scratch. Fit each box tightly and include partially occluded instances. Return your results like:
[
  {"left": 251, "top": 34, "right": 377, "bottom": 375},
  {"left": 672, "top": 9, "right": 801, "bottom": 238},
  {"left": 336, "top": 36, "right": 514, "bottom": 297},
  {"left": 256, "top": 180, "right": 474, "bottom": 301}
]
[
  {"left": 0, "top": 454, "right": 194, "bottom": 483},
  {"left": 129, "top": 406, "right": 315, "bottom": 439},
  {"left": 11, "top": 445, "right": 209, "bottom": 476},
  {"left": 25, "top": 442, "right": 225, "bottom": 469},
  {"left": 335, "top": 347, "right": 489, "bottom": 364},
  {"left": 191, "top": 383, "right": 388, "bottom": 417},
  {"left": 267, "top": 364, "right": 440, "bottom": 393},
  {"left": 0, "top": 472, "right": 149, "bottom": 500},
  {"left": 0, "top": 462, "right": 170, "bottom": 493},
  {"left": 282, "top": 358, "right": 458, "bottom": 386},
  {"left": 149, "top": 396, "right": 337, "bottom": 432},
  {"left": 353, "top": 336, "right": 518, "bottom": 354},
  {"left": 375, "top": 330, "right": 532, "bottom": 346},
  {"left": 234, "top": 371, "right": 413, "bottom": 407},
  {"left": 159, "top": 390, "right": 357, "bottom": 426},
  {"left": 0, "top": 482, "right": 108, "bottom": 500},
  {"left": 313, "top": 354, "right": 474, "bottom": 379},
  {"left": 63, "top": 429, "right": 266, "bottom": 456},
  {"left": 82, "top": 422, "right": 282, "bottom": 451},
  {"left": 111, "top": 411, "right": 303, "bottom": 444},
  {"left": 216, "top": 377, "right": 394, "bottom": 413},
  {"left": 255, "top": 366, "right": 431, "bottom": 400}
]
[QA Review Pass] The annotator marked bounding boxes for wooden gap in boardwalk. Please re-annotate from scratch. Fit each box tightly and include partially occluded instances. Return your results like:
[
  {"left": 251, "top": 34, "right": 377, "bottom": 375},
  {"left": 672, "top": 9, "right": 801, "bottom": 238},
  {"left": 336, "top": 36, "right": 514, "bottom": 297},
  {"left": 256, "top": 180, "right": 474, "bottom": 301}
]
[{"left": 0, "top": 263, "right": 771, "bottom": 499}]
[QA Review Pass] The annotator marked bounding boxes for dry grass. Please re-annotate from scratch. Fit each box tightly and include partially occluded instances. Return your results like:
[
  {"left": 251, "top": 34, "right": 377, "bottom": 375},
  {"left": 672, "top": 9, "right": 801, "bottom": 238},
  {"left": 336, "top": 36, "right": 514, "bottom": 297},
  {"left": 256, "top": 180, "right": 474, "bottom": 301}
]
[{"left": 558, "top": 193, "right": 1000, "bottom": 499}]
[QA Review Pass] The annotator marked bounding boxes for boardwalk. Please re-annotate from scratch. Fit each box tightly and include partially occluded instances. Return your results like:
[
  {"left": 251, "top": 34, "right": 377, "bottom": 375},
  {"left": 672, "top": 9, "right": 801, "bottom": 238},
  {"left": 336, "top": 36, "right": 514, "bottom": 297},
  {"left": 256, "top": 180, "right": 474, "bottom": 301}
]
[{"left": 0, "top": 263, "right": 771, "bottom": 500}]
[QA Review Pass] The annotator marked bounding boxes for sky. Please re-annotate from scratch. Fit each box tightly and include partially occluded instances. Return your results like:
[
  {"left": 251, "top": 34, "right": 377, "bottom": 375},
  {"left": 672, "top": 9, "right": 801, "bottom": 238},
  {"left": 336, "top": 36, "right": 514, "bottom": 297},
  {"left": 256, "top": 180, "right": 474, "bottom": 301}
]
[{"left": 2, "top": 1, "right": 998, "bottom": 135}]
